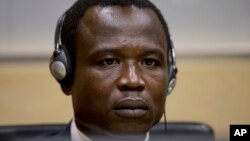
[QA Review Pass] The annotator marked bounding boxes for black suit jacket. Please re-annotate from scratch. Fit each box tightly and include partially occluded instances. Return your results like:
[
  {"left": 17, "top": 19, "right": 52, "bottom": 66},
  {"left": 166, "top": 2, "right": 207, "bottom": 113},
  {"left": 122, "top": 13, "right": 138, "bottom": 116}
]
[{"left": 28, "top": 123, "right": 71, "bottom": 141}]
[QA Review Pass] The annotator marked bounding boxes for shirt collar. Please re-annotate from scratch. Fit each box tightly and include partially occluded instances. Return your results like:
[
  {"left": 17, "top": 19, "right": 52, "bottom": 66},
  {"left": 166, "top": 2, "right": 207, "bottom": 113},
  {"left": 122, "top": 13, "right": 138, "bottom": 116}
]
[{"left": 71, "top": 119, "right": 92, "bottom": 141}]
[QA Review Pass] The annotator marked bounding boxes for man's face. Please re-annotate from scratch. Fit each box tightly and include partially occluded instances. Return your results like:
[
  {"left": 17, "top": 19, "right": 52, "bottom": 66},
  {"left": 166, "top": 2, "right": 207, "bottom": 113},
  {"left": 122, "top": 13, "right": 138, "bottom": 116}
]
[{"left": 71, "top": 5, "right": 168, "bottom": 136}]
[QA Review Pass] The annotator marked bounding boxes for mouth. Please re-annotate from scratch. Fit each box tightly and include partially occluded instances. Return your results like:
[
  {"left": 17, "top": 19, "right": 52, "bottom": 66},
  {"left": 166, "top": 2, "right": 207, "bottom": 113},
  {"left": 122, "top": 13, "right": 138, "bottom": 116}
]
[{"left": 113, "top": 99, "right": 149, "bottom": 118}]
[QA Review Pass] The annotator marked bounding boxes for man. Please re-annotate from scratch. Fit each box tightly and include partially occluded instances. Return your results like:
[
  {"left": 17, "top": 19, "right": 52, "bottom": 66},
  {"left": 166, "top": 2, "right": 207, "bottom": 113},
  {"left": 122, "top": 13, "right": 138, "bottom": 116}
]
[{"left": 48, "top": 0, "right": 177, "bottom": 140}]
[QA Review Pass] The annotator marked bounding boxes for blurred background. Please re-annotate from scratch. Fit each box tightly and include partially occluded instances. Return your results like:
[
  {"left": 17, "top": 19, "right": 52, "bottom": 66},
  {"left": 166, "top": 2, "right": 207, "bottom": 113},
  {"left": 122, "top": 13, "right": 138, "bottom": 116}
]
[{"left": 0, "top": 0, "right": 249, "bottom": 141}]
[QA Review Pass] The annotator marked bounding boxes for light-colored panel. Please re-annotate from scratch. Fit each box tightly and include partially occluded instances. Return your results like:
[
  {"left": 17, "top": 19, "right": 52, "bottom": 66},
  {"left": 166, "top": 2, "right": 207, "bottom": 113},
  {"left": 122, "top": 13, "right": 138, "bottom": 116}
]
[
  {"left": 0, "top": 62, "right": 73, "bottom": 125},
  {"left": 166, "top": 57, "right": 250, "bottom": 140},
  {"left": 0, "top": 57, "right": 250, "bottom": 141}
]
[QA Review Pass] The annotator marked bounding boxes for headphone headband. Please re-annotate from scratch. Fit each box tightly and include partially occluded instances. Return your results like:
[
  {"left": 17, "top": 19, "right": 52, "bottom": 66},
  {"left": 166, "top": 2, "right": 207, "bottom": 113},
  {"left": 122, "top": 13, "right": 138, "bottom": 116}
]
[{"left": 55, "top": 14, "right": 66, "bottom": 52}]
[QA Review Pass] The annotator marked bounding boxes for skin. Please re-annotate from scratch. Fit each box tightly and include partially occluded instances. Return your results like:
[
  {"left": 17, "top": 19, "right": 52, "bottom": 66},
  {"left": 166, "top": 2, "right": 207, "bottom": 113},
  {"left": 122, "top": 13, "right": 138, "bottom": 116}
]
[{"left": 63, "top": 5, "right": 169, "bottom": 139}]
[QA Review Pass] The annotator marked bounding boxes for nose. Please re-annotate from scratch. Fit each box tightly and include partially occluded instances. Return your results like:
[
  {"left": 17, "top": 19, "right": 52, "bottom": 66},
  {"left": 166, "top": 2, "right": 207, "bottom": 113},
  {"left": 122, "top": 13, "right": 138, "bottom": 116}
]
[{"left": 117, "top": 65, "right": 145, "bottom": 91}]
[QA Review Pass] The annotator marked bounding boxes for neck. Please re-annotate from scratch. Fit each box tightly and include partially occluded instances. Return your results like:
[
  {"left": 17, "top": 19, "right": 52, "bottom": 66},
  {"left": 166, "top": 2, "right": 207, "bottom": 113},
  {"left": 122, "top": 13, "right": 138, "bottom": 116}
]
[{"left": 74, "top": 119, "right": 148, "bottom": 141}]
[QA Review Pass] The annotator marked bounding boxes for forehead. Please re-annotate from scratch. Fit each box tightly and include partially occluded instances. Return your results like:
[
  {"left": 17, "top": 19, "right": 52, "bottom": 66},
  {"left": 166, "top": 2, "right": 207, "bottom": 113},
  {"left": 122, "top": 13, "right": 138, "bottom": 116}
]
[
  {"left": 83, "top": 5, "right": 158, "bottom": 32},
  {"left": 75, "top": 5, "right": 167, "bottom": 53}
]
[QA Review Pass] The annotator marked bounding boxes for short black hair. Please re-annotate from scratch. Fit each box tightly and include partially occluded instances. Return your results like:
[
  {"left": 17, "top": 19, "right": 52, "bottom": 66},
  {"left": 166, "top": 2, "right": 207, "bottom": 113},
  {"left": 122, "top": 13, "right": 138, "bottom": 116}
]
[{"left": 61, "top": 0, "right": 172, "bottom": 70}]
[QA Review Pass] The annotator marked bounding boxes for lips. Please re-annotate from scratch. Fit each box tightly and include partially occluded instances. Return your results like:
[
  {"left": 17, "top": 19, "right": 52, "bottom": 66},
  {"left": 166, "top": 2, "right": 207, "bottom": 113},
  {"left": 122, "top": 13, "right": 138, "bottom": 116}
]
[{"left": 113, "top": 99, "right": 149, "bottom": 118}]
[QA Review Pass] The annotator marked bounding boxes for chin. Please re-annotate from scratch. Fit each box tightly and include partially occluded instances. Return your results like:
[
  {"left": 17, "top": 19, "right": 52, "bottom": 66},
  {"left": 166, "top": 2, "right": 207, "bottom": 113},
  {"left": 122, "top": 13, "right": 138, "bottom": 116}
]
[{"left": 105, "top": 122, "right": 151, "bottom": 137}]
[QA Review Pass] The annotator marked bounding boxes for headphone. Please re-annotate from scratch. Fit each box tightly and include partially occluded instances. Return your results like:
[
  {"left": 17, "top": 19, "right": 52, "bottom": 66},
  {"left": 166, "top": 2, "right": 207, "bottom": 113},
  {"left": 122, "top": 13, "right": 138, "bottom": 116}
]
[
  {"left": 49, "top": 14, "right": 73, "bottom": 86},
  {"left": 49, "top": 13, "right": 178, "bottom": 95}
]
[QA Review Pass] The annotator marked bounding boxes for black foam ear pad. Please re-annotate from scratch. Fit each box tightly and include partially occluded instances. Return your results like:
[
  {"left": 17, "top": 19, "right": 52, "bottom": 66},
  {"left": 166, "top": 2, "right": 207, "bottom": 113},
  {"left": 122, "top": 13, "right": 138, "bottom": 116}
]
[{"left": 49, "top": 44, "right": 72, "bottom": 86}]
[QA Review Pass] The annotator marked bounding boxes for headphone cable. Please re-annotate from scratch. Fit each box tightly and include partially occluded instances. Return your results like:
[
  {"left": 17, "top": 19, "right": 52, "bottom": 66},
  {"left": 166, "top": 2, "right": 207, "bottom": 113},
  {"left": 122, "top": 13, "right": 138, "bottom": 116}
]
[{"left": 164, "top": 106, "right": 167, "bottom": 133}]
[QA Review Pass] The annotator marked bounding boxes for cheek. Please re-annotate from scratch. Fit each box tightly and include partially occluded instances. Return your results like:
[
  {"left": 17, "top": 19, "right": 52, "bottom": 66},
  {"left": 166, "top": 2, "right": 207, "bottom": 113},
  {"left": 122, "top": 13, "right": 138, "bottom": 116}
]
[
  {"left": 151, "top": 84, "right": 166, "bottom": 113},
  {"left": 71, "top": 67, "right": 116, "bottom": 112},
  {"left": 145, "top": 70, "right": 167, "bottom": 97},
  {"left": 151, "top": 87, "right": 166, "bottom": 124},
  {"left": 74, "top": 66, "right": 114, "bottom": 92},
  {"left": 145, "top": 72, "right": 167, "bottom": 120}
]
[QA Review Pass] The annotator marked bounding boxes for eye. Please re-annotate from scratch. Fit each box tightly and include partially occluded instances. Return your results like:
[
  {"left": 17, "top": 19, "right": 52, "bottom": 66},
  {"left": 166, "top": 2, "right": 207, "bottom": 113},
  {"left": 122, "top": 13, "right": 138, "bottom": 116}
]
[
  {"left": 97, "top": 58, "right": 119, "bottom": 67},
  {"left": 142, "top": 58, "right": 160, "bottom": 67}
]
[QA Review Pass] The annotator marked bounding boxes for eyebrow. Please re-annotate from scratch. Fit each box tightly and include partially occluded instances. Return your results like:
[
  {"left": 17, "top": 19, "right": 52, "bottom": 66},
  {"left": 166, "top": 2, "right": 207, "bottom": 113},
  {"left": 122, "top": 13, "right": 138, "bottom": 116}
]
[
  {"left": 89, "top": 48, "right": 119, "bottom": 57},
  {"left": 87, "top": 46, "right": 166, "bottom": 60},
  {"left": 143, "top": 48, "right": 165, "bottom": 56}
]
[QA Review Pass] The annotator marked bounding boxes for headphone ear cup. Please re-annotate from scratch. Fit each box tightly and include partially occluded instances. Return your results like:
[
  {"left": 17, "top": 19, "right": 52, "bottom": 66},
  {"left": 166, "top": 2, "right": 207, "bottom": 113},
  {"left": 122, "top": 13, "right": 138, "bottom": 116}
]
[
  {"left": 167, "top": 78, "right": 176, "bottom": 96},
  {"left": 50, "top": 45, "right": 72, "bottom": 86},
  {"left": 166, "top": 60, "right": 177, "bottom": 96}
]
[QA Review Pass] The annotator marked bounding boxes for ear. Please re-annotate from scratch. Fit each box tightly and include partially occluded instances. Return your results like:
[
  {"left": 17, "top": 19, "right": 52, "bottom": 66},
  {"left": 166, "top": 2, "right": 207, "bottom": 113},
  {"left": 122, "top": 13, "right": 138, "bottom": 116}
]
[{"left": 60, "top": 85, "right": 72, "bottom": 95}]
